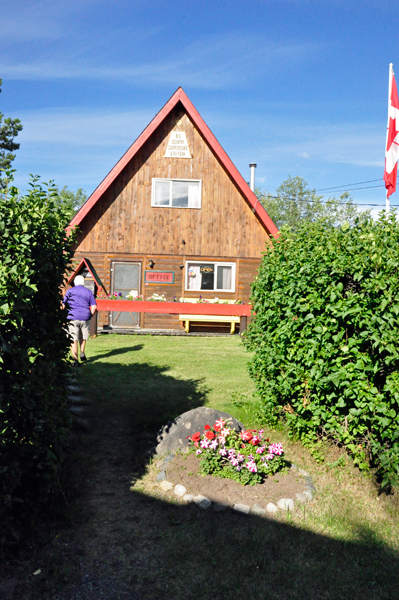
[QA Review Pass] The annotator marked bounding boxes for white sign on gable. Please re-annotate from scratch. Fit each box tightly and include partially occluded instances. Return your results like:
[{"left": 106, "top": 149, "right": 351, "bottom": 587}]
[{"left": 164, "top": 131, "right": 191, "bottom": 159}]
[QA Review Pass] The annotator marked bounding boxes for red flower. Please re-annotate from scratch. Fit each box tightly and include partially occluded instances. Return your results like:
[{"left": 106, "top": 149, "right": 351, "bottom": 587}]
[
  {"left": 214, "top": 423, "right": 221, "bottom": 432},
  {"left": 191, "top": 432, "right": 201, "bottom": 442},
  {"left": 204, "top": 424, "right": 211, "bottom": 430},
  {"left": 194, "top": 441, "right": 199, "bottom": 447},
  {"left": 205, "top": 431, "right": 215, "bottom": 440},
  {"left": 240, "top": 430, "right": 253, "bottom": 442},
  {"left": 250, "top": 436, "right": 260, "bottom": 446},
  {"left": 241, "top": 444, "right": 245, "bottom": 449}
]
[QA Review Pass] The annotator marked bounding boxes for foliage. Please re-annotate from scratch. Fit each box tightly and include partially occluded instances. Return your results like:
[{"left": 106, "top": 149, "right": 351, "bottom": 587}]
[
  {"left": 188, "top": 419, "right": 287, "bottom": 485},
  {"left": 256, "top": 176, "right": 367, "bottom": 229},
  {"left": 244, "top": 213, "right": 399, "bottom": 488},
  {"left": 0, "top": 173, "right": 75, "bottom": 542},
  {"left": 54, "top": 185, "right": 87, "bottom": 224},
  {"left": 0, "top": 80, "right": 23, "bottom": 190}
]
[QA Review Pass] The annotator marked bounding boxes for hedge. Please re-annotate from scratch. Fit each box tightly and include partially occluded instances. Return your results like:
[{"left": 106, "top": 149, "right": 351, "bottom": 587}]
[
  {"left": 244, "top": 214, "right": 399, "bottom": 488},
  {"left": 0, "top": 175, "right": 74, "bottom": 542}
]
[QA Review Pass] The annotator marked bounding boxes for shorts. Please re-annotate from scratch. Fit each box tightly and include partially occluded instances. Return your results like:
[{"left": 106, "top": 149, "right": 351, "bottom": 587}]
[{"left": 68, "top": 320, "right": 90, "bottom": 342}]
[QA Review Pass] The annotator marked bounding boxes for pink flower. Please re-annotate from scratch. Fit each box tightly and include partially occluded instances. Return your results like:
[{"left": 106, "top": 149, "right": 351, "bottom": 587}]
[
  {"left": 265, "top": 454, "right": 274, "bottom": 460},
  {"left": 269, "top": 443, "right": 283, "bottom": 456},
  {"left": 219, "top": 447, "right": 227, "bottom": 456},
  {"left": 210, "top": 439, "right": 218, "bottom": 450},
  {"left": 256, "top": 446, "right": 266, "bottom": 454},
  {"left": 196, "top": 449, "right": 202, "bottom": 455},
  {"left": 219, "top": 435, "right": 227, "bottom": 444},
  {"left": 245, "top": 461, "right": 257, "bottom": 473},
  {"left": 200, "top": 438, "right": 210, "bottom": 449},
  {"left": 221, "top": 428, "right": 230, "bottom": 437},
  {"left": 231, "top": 458, "right": 240, "bottom": 466},
  {"left": 237, "top": 453, "right": 245, "bottom": 463},
  {"left": 215, "top": 418, "right": 226, "bottom": 429}
]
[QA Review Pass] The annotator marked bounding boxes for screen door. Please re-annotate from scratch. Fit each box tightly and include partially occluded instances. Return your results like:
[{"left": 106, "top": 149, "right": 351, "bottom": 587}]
[{"left": 111, "top": 262, "right": 141, "bottom": 328}]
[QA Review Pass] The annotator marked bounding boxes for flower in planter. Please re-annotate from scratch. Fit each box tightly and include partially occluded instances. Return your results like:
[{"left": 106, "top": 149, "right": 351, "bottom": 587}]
[
  {"left": 188, "top": 422, "right": 288, "bottom": 486},
  {"left": 148, "top": 293, "right": 167, "bottom": 302}
]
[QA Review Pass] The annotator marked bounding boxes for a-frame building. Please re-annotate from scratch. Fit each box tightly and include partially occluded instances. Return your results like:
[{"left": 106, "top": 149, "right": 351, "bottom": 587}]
[{"left": 68, "top": 87, "right": 278, "bottom": 332}]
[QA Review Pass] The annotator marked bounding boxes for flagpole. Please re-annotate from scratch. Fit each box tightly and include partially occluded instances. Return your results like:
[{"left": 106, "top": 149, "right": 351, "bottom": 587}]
[{"left": 386, "top": 63, "right": 394, "bottom": 213}]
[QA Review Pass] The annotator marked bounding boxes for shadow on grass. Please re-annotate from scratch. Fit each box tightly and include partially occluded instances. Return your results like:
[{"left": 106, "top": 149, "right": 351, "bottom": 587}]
[
  {"left": 74, "top": 360, "right": 399, "bottom": 599},
  {"left": 80, "top": 359, "right": 208, "bottom": 462},
  {"left": 3, "top": 356, "right": 399, "bottom": 600},
  {"left": 111, "top": 489, "right": 399, "bottom": 600},
  {"left": 87, "top": 344, "right": 144, "bottom": 362}
]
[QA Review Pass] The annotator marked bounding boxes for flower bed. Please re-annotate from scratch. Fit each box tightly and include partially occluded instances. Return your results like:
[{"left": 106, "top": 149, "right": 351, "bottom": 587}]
[{"left": 188, "top": 419, "right": 288, "bottom": 486}]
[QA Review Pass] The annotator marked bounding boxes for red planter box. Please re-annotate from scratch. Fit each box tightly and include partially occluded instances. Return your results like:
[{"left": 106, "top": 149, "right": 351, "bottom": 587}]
[{"left": 96, "top": 299, "right": 252, "bottom": 316}]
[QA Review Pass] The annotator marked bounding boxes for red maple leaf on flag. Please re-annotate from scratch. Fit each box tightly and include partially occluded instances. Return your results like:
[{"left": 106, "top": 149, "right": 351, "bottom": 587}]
[{"left": 384, "top": 70, "right": 399, "bottom": 198}]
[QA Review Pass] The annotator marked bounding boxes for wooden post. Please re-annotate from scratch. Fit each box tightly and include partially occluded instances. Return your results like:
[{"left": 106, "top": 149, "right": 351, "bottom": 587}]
[
  {"left": 90, "top": 312, "right": 98, "bottom": 338},
  {"left": 240, "top": 316, "right": 247, "bottom": 335}
]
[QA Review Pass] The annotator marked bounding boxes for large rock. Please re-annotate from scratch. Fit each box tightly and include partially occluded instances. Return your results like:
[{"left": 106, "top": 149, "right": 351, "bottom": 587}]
[{"left": 153, "top": 407, "right": 244, "bottom": 456}]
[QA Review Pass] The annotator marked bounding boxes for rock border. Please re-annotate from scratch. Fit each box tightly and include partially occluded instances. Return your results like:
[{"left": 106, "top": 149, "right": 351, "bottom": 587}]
[{"left": 155, "top": 455, "right": 316, "bottom": 515}]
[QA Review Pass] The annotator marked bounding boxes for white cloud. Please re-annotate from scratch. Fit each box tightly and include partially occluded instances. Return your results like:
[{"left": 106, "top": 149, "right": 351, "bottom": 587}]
[
  {"left": 0, "top": 34, "right": 320, "bottom": 90},
  {"left": 17, "top": 107, "right": 154, "bottom": 146}
]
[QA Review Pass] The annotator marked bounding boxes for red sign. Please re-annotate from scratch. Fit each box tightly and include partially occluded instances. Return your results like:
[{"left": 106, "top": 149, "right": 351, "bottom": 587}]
[{"left": 144, "top": 270, "right": 175, "bottom": 284}]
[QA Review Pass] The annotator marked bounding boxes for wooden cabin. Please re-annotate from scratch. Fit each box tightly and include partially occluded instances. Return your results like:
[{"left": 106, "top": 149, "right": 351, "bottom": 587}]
[{"left": 68, "top": 87, "right": 278, "bottom": 333}]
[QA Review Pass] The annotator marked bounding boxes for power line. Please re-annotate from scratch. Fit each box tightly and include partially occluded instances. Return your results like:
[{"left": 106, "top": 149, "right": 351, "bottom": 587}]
[
  {"left": 314, "top": 178, "right": 382, "bottom": 193},
  {"left": 262, "top": 192, "right": 390, "bottom": 208}
]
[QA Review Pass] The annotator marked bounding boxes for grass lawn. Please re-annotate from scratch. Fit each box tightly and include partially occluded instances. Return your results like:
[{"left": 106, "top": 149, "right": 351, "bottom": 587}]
[{"left": 3, "top": 334, "right": 399, "bottom": 600}]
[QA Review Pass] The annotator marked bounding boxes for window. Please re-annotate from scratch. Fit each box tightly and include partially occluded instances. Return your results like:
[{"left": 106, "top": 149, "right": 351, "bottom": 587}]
[
  {"left": 186, "top": 262, "right": 236, "bottom": 292},
  {"left": 151, "top": 178, "right": 201, "bottom": 208}
]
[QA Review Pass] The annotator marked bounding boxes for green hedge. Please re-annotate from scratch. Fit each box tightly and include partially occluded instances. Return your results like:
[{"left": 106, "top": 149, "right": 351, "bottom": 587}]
[
  {"left": 0, "top": 176, "right": 74, "bottom": 542},
  {"left": 244, "top": 214, "right": 399, "bottom": 488}
]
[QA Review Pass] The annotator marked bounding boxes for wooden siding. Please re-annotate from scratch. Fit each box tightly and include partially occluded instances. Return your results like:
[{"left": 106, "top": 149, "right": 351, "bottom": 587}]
[
  {"left": 71, "top": 251, "right": 259, "bottom": 330},
  {"left": 74, "top": 104, "right": 269, "bottom": 260}
]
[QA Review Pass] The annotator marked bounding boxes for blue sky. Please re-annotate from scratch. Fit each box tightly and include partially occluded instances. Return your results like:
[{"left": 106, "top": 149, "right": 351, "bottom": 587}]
[{"left": 1, "top": 0, "right": 398, "bottom": 215}]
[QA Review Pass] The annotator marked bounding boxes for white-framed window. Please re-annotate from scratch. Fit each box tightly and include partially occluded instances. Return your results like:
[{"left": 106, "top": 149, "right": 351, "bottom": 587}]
[
  {"left": 151, "top": 178, "right": 201, "bottom": 209},
  {"left": 185, "top": 261, "right": 236, "bottom": 292}
]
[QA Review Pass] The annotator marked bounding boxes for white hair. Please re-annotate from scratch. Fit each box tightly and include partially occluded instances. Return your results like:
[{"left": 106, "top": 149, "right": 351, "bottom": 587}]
[{"left": 74, "top": 275, "right": 85, "bottom": 286}]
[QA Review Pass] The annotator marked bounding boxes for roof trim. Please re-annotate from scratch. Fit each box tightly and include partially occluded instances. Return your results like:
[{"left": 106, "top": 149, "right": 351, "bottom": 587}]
[
  {"left": 67, "top": 87, "right": 278, "bottom": 236},
  {"left": 67, "top": 257, "right": 107, "bottom": 294}
]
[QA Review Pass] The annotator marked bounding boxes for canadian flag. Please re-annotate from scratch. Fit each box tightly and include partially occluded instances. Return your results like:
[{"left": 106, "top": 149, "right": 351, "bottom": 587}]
[{"left": 384, "top": 68, "right": 399, "bottom": 197}]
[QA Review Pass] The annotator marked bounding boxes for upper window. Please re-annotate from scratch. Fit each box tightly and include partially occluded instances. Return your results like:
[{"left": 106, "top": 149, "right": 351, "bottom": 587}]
[
  {"left": 186, "top": 261, "right": 236, "bottom": 292},
  {"left": 151, "top": 178, "right": 201, "bottom": 209}
]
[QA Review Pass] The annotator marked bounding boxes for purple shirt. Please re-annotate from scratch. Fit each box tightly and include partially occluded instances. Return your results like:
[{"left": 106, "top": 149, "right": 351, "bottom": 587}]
[{"left": 63, "top": 285, "right": 96, "bottom": 321}]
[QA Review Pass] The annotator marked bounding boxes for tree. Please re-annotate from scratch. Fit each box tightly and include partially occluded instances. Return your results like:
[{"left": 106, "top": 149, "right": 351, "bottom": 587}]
[
  {"left": 0, "top": 79, "right": 23, "bottom": 188},
  {"left": 256, "top": 175, "right": 366, "bottom": 229},
  {"left": 55, "top": 186, "right": 87, "bottom": 223}
]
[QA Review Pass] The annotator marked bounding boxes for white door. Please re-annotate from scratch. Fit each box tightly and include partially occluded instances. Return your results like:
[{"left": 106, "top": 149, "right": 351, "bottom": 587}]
[{"left": 111, "top": 262, "right": 141, "bottom": 328}]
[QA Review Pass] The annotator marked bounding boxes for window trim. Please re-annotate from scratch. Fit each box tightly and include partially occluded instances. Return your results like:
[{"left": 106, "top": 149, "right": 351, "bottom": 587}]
[
  {"left": 185, "top": 260, "right": 236, "bottom": 293},
  {"left": 151, "top": 177, "right": 202, "bottom": 209}
]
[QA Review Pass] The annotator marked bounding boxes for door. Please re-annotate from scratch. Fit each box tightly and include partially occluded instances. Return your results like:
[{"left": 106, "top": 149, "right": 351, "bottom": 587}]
[{"left": 111, "top": 262, "right": 141, "bottom": 328}]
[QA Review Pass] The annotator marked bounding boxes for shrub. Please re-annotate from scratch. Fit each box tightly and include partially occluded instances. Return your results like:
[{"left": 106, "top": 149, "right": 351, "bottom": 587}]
[
  {"left": 244, "top": 214, "right": 399, "bottom": 488},
  {"left": 0, "top": 174, "right": 75, "bottom": 542}
]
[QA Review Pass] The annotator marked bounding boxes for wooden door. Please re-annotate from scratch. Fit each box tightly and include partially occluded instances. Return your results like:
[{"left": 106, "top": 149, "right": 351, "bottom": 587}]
[{"left": 111, "top": 262, "right": 141, "bottom": 328}]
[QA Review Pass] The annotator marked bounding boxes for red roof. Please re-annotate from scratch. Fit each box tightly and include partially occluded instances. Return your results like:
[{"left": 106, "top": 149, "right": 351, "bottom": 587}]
[
  {"left": 67, "top": 257, "right": 107, "bottom": 294},
  {"left": 67, "top": 87, "right": 278, "bottom": 236}
]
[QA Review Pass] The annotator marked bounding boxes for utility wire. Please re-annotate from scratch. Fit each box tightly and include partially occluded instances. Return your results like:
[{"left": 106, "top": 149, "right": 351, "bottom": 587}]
[
  {"left": 262, "top": 192, "right": 390, "bottom": 207},
  {"left": 314, "top": 178, "right": 382, "bottom": 193}
]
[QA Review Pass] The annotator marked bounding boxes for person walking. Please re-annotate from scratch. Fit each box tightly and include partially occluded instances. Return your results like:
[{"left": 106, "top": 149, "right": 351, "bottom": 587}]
[{"left": 63, "top": 275, "right": 97, "bottom": 366}]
